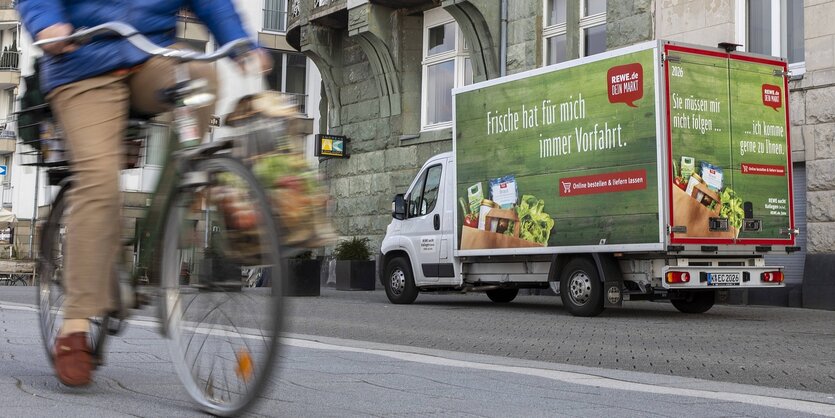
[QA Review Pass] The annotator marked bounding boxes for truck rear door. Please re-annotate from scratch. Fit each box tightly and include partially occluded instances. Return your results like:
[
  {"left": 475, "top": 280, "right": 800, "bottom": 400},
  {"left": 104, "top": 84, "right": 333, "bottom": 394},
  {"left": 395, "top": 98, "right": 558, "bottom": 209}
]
[{"left": 665, "top": 43, "right": 795, "bottom": 247}]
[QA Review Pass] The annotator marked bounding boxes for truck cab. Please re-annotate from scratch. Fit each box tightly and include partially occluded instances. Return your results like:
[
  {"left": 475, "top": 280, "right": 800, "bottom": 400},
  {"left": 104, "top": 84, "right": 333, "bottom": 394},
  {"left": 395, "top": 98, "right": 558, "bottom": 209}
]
[{"left": 380, "top": 152, "right": 461, "bottom": 303}]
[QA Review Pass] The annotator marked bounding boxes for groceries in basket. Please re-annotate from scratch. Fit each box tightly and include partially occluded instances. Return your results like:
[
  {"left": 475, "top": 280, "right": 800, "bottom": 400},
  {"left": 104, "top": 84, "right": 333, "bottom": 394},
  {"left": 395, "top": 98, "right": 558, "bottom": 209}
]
[{"left": 225, "top": 92, "right": 337, "bottom": 248}]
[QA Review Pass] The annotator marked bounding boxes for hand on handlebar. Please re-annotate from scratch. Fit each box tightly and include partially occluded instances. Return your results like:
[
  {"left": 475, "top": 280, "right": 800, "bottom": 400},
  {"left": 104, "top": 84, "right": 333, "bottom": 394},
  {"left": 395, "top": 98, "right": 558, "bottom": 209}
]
[
  {"left": 37, "top": 23, "right": 79, "bottom": 55},
  {"left": 235, "top": 48, "right": 273, "bottom": 75}
]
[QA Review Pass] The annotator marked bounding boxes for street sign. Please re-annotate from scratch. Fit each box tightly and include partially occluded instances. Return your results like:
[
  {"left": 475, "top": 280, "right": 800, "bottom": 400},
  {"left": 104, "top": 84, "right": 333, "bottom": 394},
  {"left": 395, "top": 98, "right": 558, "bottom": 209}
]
[
  {"left": 0, "top": 165, "right": 6, "bottom": 176},
  {"left": 314, "top": 134, "right": 350, "bottom": 158},
  {"left": 209, "top": 115, "right": 221, "bottom": 128}
]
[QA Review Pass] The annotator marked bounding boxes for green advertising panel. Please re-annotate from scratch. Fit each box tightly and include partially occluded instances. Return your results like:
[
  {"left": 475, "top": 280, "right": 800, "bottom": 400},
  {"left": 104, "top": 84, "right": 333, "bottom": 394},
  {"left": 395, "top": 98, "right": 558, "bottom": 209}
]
[
  {"left": 667, "top": 45, "right": 792, "bottom": 243},
  {"left": 455, "top": 48, "right": 659, "bottom": 250}
]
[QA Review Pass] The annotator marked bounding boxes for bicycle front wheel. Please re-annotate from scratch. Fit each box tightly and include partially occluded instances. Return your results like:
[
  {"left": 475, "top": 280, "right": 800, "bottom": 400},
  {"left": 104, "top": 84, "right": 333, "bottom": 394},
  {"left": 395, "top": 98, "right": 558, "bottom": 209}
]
[{"left": 159, "top": 155, "right": 284, "bottom": 417}]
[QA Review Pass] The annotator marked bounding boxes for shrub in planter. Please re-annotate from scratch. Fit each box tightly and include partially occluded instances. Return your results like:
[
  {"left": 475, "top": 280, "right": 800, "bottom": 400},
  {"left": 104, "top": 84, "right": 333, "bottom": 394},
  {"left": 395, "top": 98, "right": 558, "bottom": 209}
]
[{"left": 333, "top": 237, "right": 375, "bottom": 290}]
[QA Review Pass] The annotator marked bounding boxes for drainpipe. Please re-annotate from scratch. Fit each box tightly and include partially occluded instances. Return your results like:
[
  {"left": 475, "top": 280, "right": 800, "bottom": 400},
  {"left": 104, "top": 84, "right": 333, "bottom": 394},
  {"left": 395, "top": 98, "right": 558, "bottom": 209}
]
[
  {"left": 500, "top": 0, "right": 507, "bottom": 77},
  {"left": 29, "top": 167, "right": 39, "bottom": 259}
]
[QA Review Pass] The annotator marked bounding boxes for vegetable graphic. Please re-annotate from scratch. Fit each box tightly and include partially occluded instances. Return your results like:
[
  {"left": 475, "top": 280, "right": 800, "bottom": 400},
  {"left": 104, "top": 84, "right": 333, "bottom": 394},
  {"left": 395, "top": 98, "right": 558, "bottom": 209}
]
[
  {"left": 459, "top": 198, "right": 479, "bottom": 228},
  {"left": 719, "top": 187, "right": 744, "bottom": 230},
  {"left": 515, "top": 195, "right": 555, "bottom": 245}
]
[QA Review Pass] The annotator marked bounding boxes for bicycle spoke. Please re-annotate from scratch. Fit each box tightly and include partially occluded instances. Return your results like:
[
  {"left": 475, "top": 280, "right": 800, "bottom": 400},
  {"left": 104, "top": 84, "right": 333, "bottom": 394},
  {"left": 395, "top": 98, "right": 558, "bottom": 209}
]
[{"left": 160, "top": 156, "right": 283, "bottom": 416}]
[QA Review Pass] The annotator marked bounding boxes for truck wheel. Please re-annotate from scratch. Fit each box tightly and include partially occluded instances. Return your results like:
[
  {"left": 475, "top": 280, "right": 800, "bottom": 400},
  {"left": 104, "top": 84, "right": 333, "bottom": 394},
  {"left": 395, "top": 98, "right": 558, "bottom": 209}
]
[
  {"left": 486, "top": 288, "right": 518, "bottom": 303},
  {"left": 384, "top": 257, "right": 418, "bottom": 304},
  {"left": 671, "top": 291, "right": 715, "bottom": 314},
  {"left": 559, "top": 258, "right": 604, "bottom": 317}
]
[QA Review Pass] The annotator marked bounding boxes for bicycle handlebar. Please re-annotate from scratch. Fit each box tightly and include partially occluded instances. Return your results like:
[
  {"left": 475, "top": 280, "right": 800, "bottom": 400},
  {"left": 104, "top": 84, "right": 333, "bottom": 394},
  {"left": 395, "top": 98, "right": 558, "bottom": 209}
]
[{"left": 32, "top": 21, "right": 253, "bottom": 62}]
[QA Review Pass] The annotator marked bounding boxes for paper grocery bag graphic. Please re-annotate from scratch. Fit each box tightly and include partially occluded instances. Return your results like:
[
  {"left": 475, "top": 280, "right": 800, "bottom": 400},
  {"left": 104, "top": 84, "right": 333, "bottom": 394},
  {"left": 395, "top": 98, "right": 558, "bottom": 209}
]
[
  {"left": 460, "top": 226, "right": 544, "bottom": 249},
  {"left": 672, "top": 186, "right": 736, "bottom": 239},
  {"left": 461, "top": 207, "right": 545, "bottom": 249}
]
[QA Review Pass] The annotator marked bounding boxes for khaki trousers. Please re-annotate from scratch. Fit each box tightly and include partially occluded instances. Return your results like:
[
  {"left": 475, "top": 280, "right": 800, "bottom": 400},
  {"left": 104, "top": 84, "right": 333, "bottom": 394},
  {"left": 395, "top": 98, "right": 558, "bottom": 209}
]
[{"left": 48, "top": 55, "right": 217, "bottom": 319}]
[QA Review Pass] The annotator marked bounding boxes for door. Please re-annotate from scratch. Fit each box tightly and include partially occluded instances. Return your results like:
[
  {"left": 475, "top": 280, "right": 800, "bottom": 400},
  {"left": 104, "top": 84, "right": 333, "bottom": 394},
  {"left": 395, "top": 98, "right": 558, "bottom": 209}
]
[
  {"left": 401, "top": 163, "right": 448, "bottom": 284},
  {"left": 666, "top": 44, "right": 794, "bottom": 246}
]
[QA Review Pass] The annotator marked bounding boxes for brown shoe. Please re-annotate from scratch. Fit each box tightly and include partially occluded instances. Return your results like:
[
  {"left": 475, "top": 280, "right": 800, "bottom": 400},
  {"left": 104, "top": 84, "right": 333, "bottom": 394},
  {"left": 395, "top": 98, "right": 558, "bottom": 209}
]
[{"left": 54, "top": 332, "right": 93, "bottom": 387}]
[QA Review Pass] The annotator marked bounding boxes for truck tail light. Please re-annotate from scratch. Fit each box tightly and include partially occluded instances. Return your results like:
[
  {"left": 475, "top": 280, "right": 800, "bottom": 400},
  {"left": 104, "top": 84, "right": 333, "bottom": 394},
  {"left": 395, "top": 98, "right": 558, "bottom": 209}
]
[
  {"left": 761, "top": 271, "right": 784, "bottom": 283},
  {"left": 666, "top": 271, "right": 690, "bottom": 284}
]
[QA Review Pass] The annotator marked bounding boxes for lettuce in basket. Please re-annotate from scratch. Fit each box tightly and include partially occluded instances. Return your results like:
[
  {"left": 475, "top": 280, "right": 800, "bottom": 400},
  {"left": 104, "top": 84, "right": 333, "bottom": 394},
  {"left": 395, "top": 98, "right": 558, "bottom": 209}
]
[{"left": 515, "top": 195, "right": 555, "bottom": 245}]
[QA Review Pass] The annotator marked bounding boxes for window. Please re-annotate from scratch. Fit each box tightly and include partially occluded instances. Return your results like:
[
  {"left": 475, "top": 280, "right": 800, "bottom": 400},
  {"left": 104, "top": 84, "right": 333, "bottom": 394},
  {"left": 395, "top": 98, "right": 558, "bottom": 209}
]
[
  {"left": 737, "top": 0, "right": 805, "bottom": 70},
  {"left": 422, "top": 8, "right": 473, "bottom": 131},
  {"left": 266, "top": 50, "right": 308, "bottom": 114},
  {"left": 263, "top": 0, "right": 287, "bottom": 32},
  {"left": 408, "top": 165, "right": 443, "bottom": 218},
  {"left": 543, "top": 0, "right": 607, "bottom": 66},
  {"left": 143, "top": 124, "right": 170, "bottom": 167},
  {"left": 544, "top": 0, "right": 568, "bottom": 65}
]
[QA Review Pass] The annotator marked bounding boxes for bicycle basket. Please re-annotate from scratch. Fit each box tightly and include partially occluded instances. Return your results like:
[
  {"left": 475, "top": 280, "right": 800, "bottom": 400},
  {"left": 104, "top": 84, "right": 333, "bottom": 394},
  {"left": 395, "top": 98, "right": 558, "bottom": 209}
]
[{"left": 223, "top": 92, "right": 336, "bottom": 248}]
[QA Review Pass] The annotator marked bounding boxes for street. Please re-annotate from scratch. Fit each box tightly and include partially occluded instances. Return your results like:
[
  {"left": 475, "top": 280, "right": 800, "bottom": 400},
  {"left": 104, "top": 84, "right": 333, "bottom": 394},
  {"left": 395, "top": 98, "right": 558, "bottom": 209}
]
[{"left": 1, "top": 286, "right": 834, "bottom": 417}]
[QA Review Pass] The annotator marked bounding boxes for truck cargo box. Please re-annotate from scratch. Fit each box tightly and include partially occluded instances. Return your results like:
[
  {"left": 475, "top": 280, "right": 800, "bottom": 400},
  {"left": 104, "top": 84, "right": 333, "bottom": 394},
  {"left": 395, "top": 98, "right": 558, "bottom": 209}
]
[{"left": 452, "top": 41, "right": 796, "bottom": 257}]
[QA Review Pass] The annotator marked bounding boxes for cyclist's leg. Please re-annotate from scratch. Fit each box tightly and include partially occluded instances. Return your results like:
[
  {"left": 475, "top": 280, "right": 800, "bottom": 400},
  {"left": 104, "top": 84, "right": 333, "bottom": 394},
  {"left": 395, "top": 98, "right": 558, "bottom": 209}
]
[
  {"left": 128, "top": 48, "right": 218, "bottom": 137},
  {"left": 47, "top": 73, "right": 129, "bottom": 330}
]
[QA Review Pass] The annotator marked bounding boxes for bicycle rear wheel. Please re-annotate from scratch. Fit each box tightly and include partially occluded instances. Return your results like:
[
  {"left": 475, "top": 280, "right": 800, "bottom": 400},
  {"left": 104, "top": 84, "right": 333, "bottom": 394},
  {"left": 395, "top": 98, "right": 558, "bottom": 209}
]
[
  {"left": 37, "top": 184, "right": 70, "bottom": 364},
  {"left": 159, "top": 155, "right": 284, "bottom": 417},
  {"left": 36, "top": 184, "right": 111, "bottom": 365}
]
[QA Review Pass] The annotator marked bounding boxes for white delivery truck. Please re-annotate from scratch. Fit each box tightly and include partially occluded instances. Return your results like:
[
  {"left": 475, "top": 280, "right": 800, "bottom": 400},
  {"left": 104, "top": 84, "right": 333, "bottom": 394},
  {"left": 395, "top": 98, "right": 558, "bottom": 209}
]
[{"left": 380, "top": 41, "right": 799, "bottom": 316}]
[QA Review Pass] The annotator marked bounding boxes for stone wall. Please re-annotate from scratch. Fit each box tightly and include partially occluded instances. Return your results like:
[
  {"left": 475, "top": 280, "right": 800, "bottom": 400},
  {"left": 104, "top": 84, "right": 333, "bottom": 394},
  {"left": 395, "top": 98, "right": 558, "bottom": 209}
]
[
  {"left": 309, "top": 6, "right": 457, "bottom": 251},
  {"left": 798, "top": 0, "right": 835, "bottom": 308},
  {"left": 608, "top": 0, "right": 655, "bottom": 49},
  {"left": 656, "top": 0, "right": 735, "bottom": 47},
  {"left": 505, "top": 1, "right": 540, "bottom": 75}
]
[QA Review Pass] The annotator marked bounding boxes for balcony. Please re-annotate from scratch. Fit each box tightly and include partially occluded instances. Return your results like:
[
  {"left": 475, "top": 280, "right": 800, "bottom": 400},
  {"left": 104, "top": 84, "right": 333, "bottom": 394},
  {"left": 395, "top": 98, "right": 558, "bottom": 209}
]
[
  {"left": 176, "top": 7, "right": 209, "bottom": 44},
  {"left": 0, "top": 118, "right": 15, "bottom": 155},
  {"left": 281, "top": 92, "right": 307, "bottom": 115},
  {"left": 263, "top": 7, "right": 287, "bottom": 33},
  {"left": 0, "top": 50, "right": 20, "bottom": 89},
  {"left": 0, "top": 1, "right": 17, "bottom": 30}
]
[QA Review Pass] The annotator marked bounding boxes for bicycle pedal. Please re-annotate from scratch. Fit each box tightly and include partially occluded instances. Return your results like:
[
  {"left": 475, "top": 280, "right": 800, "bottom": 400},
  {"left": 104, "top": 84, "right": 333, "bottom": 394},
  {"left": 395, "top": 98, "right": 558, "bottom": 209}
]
[
  {"left": 181, "top": 170, "right": 209, "bottom": 187},
  {"left": 105, "top": 313, "right": 127, "bottom": 336},
  {"left": 135, "top": 291, "right": 152, "bottom": 307}
]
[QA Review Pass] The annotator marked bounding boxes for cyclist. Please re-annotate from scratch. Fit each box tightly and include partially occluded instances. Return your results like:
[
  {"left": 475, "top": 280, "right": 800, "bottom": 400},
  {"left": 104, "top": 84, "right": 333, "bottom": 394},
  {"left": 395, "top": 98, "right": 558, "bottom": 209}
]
[{"left": 18, "top": 1, "right": 271, "bottom": 387}]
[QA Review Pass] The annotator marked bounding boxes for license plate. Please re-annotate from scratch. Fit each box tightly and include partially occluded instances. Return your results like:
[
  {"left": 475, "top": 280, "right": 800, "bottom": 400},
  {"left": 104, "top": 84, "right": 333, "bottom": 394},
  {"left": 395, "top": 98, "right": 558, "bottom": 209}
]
[{"left": 707, "top": 272, "right": 741, "bottom": 286}]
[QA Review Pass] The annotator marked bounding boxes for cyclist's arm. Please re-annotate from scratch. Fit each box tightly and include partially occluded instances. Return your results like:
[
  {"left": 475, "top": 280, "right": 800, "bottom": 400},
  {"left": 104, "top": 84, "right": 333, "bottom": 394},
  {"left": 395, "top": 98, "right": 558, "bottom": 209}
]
[
  {"left": 187, "top": 0, "right": 272, "bottom": 72},
  {"left": 187, "top": 0, "right": 256, "bottom": 52},
  {"left": 16, "top": 0, "right": 68, "bottom": 40}
]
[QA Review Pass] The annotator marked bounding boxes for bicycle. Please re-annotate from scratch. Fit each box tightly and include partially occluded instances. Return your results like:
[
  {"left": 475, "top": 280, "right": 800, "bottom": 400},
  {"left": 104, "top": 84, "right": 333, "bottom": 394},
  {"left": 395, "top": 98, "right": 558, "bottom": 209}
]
[
  {"left": 32, "top": 22, "right": 287, "bottom": 417},
  {"left": 0, "top": 274, "right": 28, "bottom": 286}
]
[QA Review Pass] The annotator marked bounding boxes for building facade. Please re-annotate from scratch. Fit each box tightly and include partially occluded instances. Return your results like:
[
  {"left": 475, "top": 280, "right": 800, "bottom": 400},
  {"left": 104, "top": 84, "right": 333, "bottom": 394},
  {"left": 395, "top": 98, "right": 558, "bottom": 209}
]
[
  {"left": 286, "top": 0, "right": 834, "bottom": 309},
  {"left": 7, "top": 1, "right": 324, "bottom": 259}
]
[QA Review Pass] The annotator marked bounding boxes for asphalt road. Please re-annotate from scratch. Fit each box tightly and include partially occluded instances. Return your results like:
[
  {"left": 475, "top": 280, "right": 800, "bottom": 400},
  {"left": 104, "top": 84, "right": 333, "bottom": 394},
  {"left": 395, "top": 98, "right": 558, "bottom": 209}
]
[
  {"left": 3, "top": 285, "right": 834, "bottom": 393},
  {"left": 1, "top": 289, "right": 834, "bottom": 418},
  {"left": 280, "top": 286, "right": 835, "bottom": 394}
]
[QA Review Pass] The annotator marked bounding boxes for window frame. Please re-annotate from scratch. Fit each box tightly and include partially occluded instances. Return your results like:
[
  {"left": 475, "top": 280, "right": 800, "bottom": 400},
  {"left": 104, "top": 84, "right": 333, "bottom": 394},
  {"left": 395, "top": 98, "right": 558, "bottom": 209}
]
[
  {"left": 421, "top": 8, "right": 471, "bottom": 132},
  {"left": 579, "top": 0, "right": 607, "bottom": 58},
  {"left": 407, "top": 164, "right": 443, "bottom": 218},
  {"left": 543, "top": 0, "right": 608, "bottom": 66},
  {"left": 262, "top": 0, "right": 288, "bottom": 33},
  {"left": 735, "top": 0, "right": 805, "bottom": 74},
  {"left": 265, "top": 49, "right": 309, "bottom": 115}
]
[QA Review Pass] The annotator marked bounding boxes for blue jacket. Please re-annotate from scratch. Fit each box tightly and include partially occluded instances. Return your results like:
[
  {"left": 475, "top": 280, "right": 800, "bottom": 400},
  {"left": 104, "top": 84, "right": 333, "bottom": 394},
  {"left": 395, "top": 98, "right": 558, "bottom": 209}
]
[{"left": 17, "top": 0, "right": 254, "bottom": 92}]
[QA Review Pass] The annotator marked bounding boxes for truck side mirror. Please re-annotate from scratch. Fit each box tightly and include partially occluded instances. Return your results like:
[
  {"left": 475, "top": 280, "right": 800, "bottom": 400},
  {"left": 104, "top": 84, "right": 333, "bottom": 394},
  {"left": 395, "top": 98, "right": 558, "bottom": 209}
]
[{"left": 392, "top": 194, "right": 407, "bottom": 220}]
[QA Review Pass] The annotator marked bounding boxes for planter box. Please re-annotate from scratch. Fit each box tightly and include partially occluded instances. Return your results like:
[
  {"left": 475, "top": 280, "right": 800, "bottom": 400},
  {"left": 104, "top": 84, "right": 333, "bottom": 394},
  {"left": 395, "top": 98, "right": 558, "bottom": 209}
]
[
  {"left": 198, "top": 257, "right": 242, "bottom": 291},
  {"left": 335, "top": 260, "right": 375, "bottom": 291},
  {"left": 285, "top": 259, "right": 321, "bottom": 296}
]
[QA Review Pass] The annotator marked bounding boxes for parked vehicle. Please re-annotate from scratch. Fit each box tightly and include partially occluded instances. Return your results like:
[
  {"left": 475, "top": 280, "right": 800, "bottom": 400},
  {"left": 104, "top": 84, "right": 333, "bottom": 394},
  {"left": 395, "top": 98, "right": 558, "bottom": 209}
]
[{"left": 380, "top": 41, "right": 798, "bottom": 316}]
